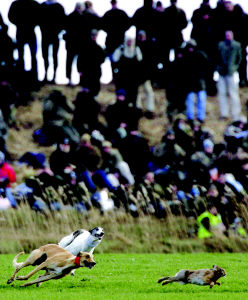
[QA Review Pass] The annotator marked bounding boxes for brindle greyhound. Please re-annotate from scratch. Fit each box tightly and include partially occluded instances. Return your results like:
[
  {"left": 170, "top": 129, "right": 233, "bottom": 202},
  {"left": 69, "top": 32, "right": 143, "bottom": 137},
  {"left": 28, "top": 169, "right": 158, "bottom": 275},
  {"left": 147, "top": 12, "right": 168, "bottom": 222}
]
[{"left": 7, "top": 244, "right": 96, "bottom": 287}]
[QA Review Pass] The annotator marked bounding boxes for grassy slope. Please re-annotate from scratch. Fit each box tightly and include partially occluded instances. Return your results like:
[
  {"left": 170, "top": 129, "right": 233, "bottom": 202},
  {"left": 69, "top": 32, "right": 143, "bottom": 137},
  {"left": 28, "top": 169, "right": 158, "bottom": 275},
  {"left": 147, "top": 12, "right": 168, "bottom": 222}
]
[
  {"left": 1, "top": 253, "right": 248, "bottom": 300},
  {"left": 7, "top": 83, "right": 248, "bottom": 183}
]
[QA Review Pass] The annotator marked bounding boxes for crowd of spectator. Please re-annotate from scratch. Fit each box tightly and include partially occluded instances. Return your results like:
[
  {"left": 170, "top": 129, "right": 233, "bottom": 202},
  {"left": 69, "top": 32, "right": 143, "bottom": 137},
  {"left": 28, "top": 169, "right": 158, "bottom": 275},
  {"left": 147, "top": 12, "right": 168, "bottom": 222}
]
[{"left": 0, "top": 0, "right": 248, "bottom": 240}]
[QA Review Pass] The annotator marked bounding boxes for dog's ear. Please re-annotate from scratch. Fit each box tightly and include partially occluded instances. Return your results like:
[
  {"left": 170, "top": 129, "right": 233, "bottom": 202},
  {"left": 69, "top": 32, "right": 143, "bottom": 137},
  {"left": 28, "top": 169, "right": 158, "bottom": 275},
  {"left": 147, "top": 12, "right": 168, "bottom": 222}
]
[
  {"left": 76, "top": 251, "right": 83, "bottom": 257},
  {"left": 89, "top": 227, "right": 98, "bottom": 234},
  {"left": 212, "top": 265, "right": 217, "bottom": 270}
]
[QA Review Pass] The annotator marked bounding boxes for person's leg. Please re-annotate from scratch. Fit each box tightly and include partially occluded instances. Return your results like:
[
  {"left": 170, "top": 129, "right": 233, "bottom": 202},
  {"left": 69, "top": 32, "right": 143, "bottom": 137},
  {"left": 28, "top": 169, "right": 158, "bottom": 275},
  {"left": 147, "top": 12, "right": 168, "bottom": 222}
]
[
  {"left": 65, "top": 45, "right": 76, "bottom": 83},
  {"left": 5, "top": 187, "right": 17, "bottom": 208},
  {"left": 185, "top": 92, "right": 195, "bottom": 121},
  {"left": 16, "top": 33, "right": 25, "bottom": 71},
  {"left": 227, "top": 74, "right": 241, "bottom": 121},
  {"left": 29, "top": 33, "right": 38, "bottom": 82},
  {"left": 52, "top": 37, "right": 60, "bottom": 82},
  {"left": 93, "top": 169, "right": 115, "bottom": 191},
  {"left": 217, "top": 76, "right": 229, "bottom": 118},
  {"left": 141, "top": 80, "right": 155, "bottom": 112},
  {"left": 41, "top": 37, "right": 49, "bottom": 81},
  {"left": 80, "top": 170, "right": 97, "bottom": 192},
  {"left": 238, "top": 46, "right": 248, "bottom": 86},
  {"left": 196, "top": 90, "right": 207, "bottom": 122}
]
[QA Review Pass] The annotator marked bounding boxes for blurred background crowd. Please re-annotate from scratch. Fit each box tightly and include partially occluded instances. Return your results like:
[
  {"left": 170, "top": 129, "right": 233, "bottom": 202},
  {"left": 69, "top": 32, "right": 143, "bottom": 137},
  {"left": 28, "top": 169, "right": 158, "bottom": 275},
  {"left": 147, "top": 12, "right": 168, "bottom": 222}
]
[{"left": 0, "top": 0, "right": 248, "bottom": 240}]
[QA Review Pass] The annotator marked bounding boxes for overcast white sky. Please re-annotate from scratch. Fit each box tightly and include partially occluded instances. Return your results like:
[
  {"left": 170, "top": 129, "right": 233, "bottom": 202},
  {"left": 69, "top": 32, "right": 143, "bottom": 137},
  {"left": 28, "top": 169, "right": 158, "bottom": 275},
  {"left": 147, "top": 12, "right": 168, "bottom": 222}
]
[{"left": 1, "top": 0, "right": 248, "bottom": 84}]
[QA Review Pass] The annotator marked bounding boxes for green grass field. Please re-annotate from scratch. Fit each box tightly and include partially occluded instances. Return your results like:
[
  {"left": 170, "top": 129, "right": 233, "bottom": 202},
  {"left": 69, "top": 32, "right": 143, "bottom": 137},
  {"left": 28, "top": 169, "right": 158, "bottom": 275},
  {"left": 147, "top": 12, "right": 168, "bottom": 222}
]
[{"left": 1, "top": 253, "right": 248, "bottom": 300}]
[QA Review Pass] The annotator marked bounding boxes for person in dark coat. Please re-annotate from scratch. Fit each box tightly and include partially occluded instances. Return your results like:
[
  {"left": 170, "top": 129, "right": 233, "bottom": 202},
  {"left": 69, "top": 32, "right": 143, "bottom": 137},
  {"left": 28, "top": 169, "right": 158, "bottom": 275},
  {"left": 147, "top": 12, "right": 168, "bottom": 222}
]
[
  {"left": 101, "top": 0, "right": 130, "bottom": 56},
  {"left": 0, "top": 15, "right": 14, "bottom": 73},
  {"left": 103, "top": 89, "right": 143, "bottom": 144},
  {"left": 162, "top": 0, "right": 188, "bottom": 67},
  {"left": 41, "top": 89, "right": 80, "bottom": 146},
  {"left": 72, "top": 89, "right": 101, "bottom": 135},
  {"left": 165, "top": 46, "right": 187, "bottom": 123},
  {"left": 191, "top": 0, "right": 217, "bottom": 95},
  {"left": 64, "top": 2, "right": 84, "bottom": 85},
  {"left": 77, "top": 29, "right": 106, "bottom": 96},
  {"left": 132, "top": 0, "right": 159, "bottom": 44},
  {"left": 49, "top": 138, "right": 75, "bottom": 181},
  {"left": 112, "top": 37, "right": 143, "bottom": 106},
  {"left": 8, "top": 0, "right": 40, "bottom": 83},
  {"left": 183, "top": 40, "right": 209, "bottom": 123},
  {"left": 39, "top": 0, "right": 65, "bottom": 84},
  {"left": 80, "top": 1, "right": 101, "bottom": 46}
]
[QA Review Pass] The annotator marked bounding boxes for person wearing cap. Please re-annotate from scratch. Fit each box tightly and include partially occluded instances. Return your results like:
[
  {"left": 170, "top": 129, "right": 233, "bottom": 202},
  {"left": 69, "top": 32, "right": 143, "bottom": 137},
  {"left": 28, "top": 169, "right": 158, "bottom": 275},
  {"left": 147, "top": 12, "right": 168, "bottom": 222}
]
[{"left": 0, "top": 151, "right": 17, "bottom": 208}]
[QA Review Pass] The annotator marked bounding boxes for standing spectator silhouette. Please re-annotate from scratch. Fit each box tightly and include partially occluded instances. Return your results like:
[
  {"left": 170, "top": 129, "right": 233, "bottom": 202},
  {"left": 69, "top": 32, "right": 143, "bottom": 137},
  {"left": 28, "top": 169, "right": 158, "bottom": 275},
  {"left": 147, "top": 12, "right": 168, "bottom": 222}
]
[
  {"left": 233, "top": 4, "right": 248, "bottom": 87},
  {"left": 191, "top": 0, "right": 217, "bottom": 95},
  {"left": 77, "top": 29, "right": 106, "bottom": 96},
  {"left": 65, "top": 0, "right": 101, "bottom": 87},
  {"left": 80, "top": 1, "right": 101, "bottom": 45},
  {"left": 155, "top": 1, "right": 164, "bottom": 12},
  {"left": 184, "top": 40, "right": 209, "bottom": 124},
  {"left": 132, "top": 0, "right": 160, "bottom": 85},
  {"left": 136, "top": 30, "right": 156, "bottom": 86},
  {"left": 8, "top": 0, "right": 40, "bottom": 84},
  {"left": 212, "top": 1, "right": 248, "bottom": 87},
  {"left": 135, "top": 30, "right": 156, "bottom": 114},
  {"left": 112, "top": 36, "right": 143, "bottom": 107},
  {"left": 165, "top": 46, "right": 187, "bottom": 123},
  {"left": 64, "top": 2, "right": 84, "bottom": 86},
  {"left": 216, "top": 30, "right": 242, "bottom": 121},
  {"left": 162, "top": 0, "right": 188, "bottom": 68},
  {"left": 0, "top": 14, "right": 14, "bottom": 70},
  {"left": 39, "top": 0, "right": 65, "bottom": 84},
  {"left": 101, "top": 0, "right": 130, "bottom": 57},
  {"left": 132, "top": 0, "right": 159, "bottom": 45}
]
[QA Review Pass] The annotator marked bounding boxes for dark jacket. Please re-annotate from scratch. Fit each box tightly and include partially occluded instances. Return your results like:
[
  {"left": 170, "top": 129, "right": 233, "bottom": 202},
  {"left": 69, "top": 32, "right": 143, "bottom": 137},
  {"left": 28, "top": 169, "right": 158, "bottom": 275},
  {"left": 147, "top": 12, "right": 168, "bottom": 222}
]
[
  {"left": 39, "top": 1, "right": 65, "bottom": 37},
  {"left": 102, "top": 8, "right": 130, "bottom": 54},
  {"left": 162, "top": 4, "right": 188, "bottom": 48},
  {"left": 8, "top": 0, "right": 40, "bottom": 34}
]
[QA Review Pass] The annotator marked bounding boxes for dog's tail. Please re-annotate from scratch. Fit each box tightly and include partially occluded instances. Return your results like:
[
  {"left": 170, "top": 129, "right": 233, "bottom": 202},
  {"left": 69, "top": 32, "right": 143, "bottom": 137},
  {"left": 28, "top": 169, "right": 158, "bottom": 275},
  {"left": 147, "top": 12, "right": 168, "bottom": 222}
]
[
  {"left": 13, "top": 251, "right": 25, "bottom": 269},
  {"left": 157, "top": 276, "right": 170, "bottom": 283}
]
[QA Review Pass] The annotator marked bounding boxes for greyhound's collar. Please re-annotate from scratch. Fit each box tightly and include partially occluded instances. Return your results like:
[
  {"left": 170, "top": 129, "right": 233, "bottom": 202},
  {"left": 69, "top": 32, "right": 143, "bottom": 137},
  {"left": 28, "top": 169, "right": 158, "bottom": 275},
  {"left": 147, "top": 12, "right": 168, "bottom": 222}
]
[{"left": 74, "top": 256, "right": 80, "bottom": 267}]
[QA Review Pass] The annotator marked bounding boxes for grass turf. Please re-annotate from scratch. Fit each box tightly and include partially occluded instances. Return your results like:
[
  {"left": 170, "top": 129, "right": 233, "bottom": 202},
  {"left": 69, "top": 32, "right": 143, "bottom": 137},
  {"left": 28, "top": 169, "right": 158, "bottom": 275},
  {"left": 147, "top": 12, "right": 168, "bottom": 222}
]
[{"left": 1, "top": 253, "right": 247, "bottom": 300}]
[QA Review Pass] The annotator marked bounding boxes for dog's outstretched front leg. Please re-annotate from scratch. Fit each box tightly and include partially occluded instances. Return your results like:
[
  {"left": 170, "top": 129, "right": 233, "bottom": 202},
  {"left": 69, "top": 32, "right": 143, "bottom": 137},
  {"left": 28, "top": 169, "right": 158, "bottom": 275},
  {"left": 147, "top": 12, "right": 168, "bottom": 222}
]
[
  {"left": 21, "top": 274, "right": 57, "bottom": 287},
  {"left": 210, "top": 282, "right": 215, "bottom": 288}
]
